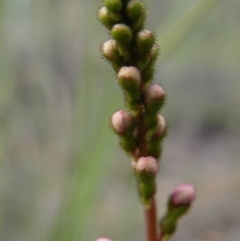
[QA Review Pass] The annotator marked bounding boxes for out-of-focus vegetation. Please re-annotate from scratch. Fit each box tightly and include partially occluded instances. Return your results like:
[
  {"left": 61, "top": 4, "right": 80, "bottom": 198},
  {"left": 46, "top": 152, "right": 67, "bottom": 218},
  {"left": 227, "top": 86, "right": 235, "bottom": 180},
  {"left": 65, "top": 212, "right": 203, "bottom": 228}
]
[{"left": 0, "top": 0, "right": 240, "bottom": 241}]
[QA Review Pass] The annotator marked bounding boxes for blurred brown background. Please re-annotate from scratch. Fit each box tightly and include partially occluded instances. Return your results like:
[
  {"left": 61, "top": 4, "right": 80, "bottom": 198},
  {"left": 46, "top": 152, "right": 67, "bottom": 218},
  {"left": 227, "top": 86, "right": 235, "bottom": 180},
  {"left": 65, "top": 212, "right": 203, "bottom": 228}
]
[{"left": 0, "top": 0, "right": 240, "bottom": 241}]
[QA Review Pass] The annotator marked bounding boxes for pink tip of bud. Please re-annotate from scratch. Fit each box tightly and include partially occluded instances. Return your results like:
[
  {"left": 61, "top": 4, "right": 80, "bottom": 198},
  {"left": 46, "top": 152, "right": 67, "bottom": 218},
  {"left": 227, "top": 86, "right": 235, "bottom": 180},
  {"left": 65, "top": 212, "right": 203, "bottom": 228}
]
[
  {"left": 118, "top": 66, "right": 141, "bottom": 84},
  {"left": 171, "top": 184, "right": 196, "bottom": 206},
  {"left": 95, "top": 238, "right": 113, "bottom": 241},
  {"left": 135, "top": 156, "right": 158, "bottom": 175},
  {"left": 111, "top": 110, "right": 133, "bottom": 135}
]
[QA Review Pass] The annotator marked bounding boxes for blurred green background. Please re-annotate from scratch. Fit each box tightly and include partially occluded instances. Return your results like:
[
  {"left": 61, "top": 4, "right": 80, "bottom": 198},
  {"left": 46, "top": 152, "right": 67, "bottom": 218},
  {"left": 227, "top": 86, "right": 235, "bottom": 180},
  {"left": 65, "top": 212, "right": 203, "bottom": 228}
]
[{"left": 1, "top": 0, "right": 240, "bottom": 241}]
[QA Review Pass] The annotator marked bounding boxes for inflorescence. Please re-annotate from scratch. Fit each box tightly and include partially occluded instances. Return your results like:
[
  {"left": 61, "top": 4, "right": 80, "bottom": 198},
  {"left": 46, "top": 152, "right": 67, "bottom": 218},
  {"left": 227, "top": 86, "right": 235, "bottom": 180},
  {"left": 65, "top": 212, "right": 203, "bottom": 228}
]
[{"left": 97, "top": 1, "right": 195, "bottom": 240}]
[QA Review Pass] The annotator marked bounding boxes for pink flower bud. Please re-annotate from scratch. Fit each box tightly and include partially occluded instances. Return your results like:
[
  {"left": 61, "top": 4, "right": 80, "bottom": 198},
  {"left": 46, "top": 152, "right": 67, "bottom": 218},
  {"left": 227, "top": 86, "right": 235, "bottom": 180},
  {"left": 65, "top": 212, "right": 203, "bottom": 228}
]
[
  {"left": 135, "top": 156, "right": 158, "bottom": 175},
  {"left": 154, "top": 115, "right": 167, "bottom": 139},
  {"left": 95, "top": 238, "right": 113, "bottom": 241},
  {"left": 118, "top": 66, "right": 141, "bottom": 93},
  {"left": 171, "top": 184, "right": 196, "bottom": 206},
  {"left": 144, "top": 84, "right": 166, "bottom": 111},
  {"left": 111, "top": 110, "right": 133, "bottom": 135},
  {"left": 118, "top": 66, "right": 141, "bottom": 84}
]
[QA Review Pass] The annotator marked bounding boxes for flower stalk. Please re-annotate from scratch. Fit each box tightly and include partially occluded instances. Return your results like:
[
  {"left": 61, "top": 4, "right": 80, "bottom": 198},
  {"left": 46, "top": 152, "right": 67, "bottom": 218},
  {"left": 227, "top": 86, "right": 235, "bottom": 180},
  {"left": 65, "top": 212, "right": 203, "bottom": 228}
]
[{"left": 97, "top": 1, "right": 196, "bottom": 241}]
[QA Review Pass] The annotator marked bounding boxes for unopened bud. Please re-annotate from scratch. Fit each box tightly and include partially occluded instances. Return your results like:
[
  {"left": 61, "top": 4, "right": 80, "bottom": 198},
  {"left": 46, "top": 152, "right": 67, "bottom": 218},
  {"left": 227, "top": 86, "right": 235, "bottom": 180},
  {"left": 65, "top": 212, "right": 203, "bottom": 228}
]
[
  {"left": 136, "top": 29, "right": 155, "bottom": 56},
  {"left": 101, "top": 39, "right": 120, "bottom": 63},
  {"left": 144, "top": 84, "right": 166, "bottom": 113},
  {"left": 137, "top": 43, "right": 160, "bottom": 70},
  {"left": 171, "top": 184, "right": 196, "bottom": 206},
  {"left": 98, "top": 7, "right": 121, "bottom": 30},
  {"left": 111, "top": 110, "right": 133, "bottom": 135},
  {"left": 126, "top": 0, "right": 146, "bottom": 20},
  {"left": 154, "top": 115, "right": 167, "bottom": 139},
  {"left": 95, "top": 238, "right": 113, "bottom": 241},
  {"left": 135, "top": 156, "right": 158, "bottom": 175},
  {"left": 104, "top": 0, "right": 122, "bottom": 12},
  {"left": 118, "top": 66, "right": 141, "bottom": 92},
  {"left": 111, "top": 24, "right": 133, "bottom": 48},
  {"left": 149, "top": 44, "right": 160, "bottom": 64}
]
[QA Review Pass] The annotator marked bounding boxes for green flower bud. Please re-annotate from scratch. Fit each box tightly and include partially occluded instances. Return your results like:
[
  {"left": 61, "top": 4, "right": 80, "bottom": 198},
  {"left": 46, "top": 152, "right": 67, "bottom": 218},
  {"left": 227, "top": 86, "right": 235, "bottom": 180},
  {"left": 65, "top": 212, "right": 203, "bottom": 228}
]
[
  {"left": 136, "top": 156, "right": 158, "bottom": 206},
  {"left": 126, "top": 0, "right": 146, "bottom": 20},
  {"left": 98, "top": 6, "right": 121, "bottom": 30},
  {"left": 104, "top": 0, "right": 123, "bottom": 12},
  {"left": 160, "top": 184, "right": 196, "bottom": 237},
  {"left": 118, "top": 66, "right": 141, "bottom": 93},
  {"left": 144, "top": 84, "right": 166, "bottom": 113},
  {"left": 136, "top": 29, "right": 155, "bottom": 56},
  {"left": 111, "top": 110, "right": 136, "bottom": 153},
  {"left": 111, "top": 24, "right": 133, "bottom": 48}
]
